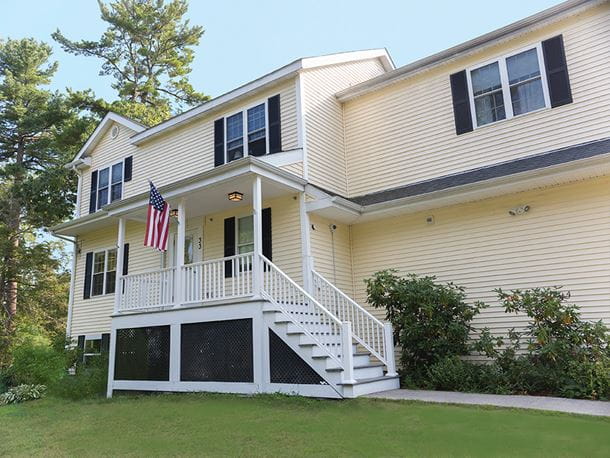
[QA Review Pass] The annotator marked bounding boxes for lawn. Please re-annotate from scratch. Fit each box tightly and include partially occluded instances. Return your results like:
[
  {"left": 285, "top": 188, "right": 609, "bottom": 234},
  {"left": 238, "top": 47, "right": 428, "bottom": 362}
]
[{"left": 1, "top": 394, "right": 609, "bottom": 457}]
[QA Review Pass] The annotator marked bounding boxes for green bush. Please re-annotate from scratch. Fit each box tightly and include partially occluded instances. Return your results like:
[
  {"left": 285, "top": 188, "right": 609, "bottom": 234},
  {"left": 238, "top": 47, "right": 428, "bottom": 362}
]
[
  {"left": 365, "top": 270, "right": 485, "bottom": 384},
  {"left": 51, "top": 354, "right": 108, "bottom": 400},
  {"left": 0, "top": 384, "right": 46, "bottom": 406},
  {"left": 7, "top": 342, "right": 67, "bottom": 386}
]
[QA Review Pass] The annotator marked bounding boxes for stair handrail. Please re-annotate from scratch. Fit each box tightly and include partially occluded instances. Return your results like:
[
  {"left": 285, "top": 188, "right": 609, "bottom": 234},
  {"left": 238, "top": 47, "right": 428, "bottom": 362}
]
[
  {"left": 311, "top": 270, "right": 395, "bottom": 373},
  {"left": 260, "top": 255, "right": 345, "bottom": 369}
]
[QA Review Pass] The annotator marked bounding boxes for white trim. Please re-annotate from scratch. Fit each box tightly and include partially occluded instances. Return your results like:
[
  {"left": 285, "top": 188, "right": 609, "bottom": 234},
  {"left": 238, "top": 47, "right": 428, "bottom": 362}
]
[
  {"left": 66, "top": 241, "right": 78, "bottom": 338},
  {"left": 258, "top": 148, "right": 303, "bottom": 168},
  {"left": 465, "top": 42, "right": 551, "bottom": 129},
  {"left": 69, "top": 112, "right": 145, "bottom": 165},
  {"left": 296, "top": 72, "right": 309, "bottom": 180},
  {"left": 130, "top": 50, "right": 392, "bottom": 146},
  {"left": 224, "top": 97, "right": 269, "bottom": 163},
  {"left": 90, "top": 247, "right": 118, "bottom": 298}
]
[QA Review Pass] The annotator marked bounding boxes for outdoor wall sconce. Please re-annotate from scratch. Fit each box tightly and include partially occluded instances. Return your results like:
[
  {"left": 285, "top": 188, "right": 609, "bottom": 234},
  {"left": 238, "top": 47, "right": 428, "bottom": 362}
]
[
  {"left": 508, "top": 205, "right": 530, "bottom": 216},
  {"left": 169, "top": 209, "right": 179, "bottom": 218},
  {"left": 228, "top": 191, "right": 243, "bottom": 202}
]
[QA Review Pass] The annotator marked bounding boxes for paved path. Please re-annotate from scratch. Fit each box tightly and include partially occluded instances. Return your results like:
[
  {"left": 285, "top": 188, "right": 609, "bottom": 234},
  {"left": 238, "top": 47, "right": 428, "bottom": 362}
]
[{"left": 367, "top": 389, "right": 610, "bottom": 417}]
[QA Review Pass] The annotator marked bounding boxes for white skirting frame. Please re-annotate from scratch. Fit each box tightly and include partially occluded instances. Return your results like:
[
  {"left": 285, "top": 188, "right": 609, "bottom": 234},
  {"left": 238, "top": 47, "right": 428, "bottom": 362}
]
[{"left": 106, "top": 298, "right": 341, "bottom": 399}]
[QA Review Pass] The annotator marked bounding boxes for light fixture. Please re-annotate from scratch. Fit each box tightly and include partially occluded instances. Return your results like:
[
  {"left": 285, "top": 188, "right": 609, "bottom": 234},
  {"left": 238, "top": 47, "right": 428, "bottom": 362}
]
[
  {"left": 228, "top": 191, "right": 243, "bottom": 202},
  {"left": 508, "top": 205, "right": 530, "bottom": 216},
  {"left": 170, "top": 209, "right": 179, "bottom": 218}
]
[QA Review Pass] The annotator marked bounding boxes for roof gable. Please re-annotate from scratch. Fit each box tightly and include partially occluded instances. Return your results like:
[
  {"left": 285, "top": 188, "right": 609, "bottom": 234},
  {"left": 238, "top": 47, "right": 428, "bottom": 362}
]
[{"left": 67, "top": 112, "right": 145, "bottom": 168}]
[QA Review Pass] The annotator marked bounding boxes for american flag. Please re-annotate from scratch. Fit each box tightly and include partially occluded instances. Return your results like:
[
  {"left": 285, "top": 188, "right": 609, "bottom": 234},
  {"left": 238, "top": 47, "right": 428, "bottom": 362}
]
[{"left": 144, "top": 181, "right": 170, "bottom": 251}]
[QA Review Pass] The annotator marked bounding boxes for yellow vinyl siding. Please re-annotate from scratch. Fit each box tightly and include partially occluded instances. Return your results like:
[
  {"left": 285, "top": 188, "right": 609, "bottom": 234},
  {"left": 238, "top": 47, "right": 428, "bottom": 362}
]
[
  {"left": 279, "top": 161, "right": 304, "bottom": 178},
  {"left": 79, "top": 123, "right": 138, "bottom": 217},
  {"left": 343, "top": 4, "right": 610, "bottom": 197},
  {"left": 309, "top": 214, "right": 355, "bottom": 296},
  {"left": 79, "top": 80, "right": 298, "bottom": 213},
  {"left": 302, "top": 59, "right": 387, "bottom": 195},
  {"left": 70, "top": 221, "right": 159, "bottom": 336},
  {"left": 350, "top": 177, "right": 610, "bottom": 344},
  {"left": 203, "top": 194, "right": 303, "bottom": 284}
]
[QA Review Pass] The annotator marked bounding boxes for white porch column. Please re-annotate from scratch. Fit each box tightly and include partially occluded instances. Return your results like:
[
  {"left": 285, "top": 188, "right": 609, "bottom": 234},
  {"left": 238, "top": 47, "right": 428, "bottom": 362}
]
[
  {"left": 298, "top": 192, "right": 314, "bottom": 292},
  {"left": 113, "top": 217, "right": 126, "bottom": 314},
  {"left": 174, "top": 198, "right": 187, "bottom": 307},
  {"left": 252, "top": 176, "right": 263, "bottom": 295}
]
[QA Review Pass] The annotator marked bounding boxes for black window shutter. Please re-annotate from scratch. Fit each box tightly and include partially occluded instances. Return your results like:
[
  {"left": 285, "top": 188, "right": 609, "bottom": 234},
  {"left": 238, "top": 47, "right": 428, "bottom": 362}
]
[
  {"left": 542, "top": 35, "right": 573, "bottom": 108},
  {"left": 450, "top": 70, "right": 474, "bottom": 135},
  {"left": 122, "top": 243, "right": 130, "bottom": 275},
  {"left": 89, "top": 170, "right": 98, "bottom": 214},
  {"left": 214, "top": 118, "right": 225, "bottom": 167},
  {"left": 83, "top": 252, "right": 93, "bottom": 299},
  {"left": 267, "top": 95, "right": 282, "bottom": 154},
  {"left": 77, "top": 335, "right": 85, "bottom": 351},
  {"left": 124, "top": 156, "right": 133, "bottom": 182},
  {"left": 262, "top": 207, "right": 272, "bottom": 261},
  {"left": 224, "top": 217, "right": 235, "bottom": 277},
  {"left": 101, "top": 333, "right": 110, "bottom": 353}
]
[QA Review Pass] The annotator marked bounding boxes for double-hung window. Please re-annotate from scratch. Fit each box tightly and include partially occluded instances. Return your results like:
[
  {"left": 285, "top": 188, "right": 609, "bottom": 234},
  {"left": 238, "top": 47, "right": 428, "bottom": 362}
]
[
  {"left": 96, "top": 161, "right": 124, "bottom": 210},
  {"left": 467, "top": 44, "right": 550, "bottom": 128},
  {"left": 91, "top": 248, "right": 117, "bottom": 296},
  {"left": 225, "top": 102, "right": 267, "bottom": 163}
]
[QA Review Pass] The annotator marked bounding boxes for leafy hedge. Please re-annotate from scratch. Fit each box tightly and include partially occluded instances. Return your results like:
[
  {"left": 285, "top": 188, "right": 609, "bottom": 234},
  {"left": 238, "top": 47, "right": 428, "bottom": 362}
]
[
  {"left": 0, "top": 384, "right": 46, "bottom": 406},
  {"left": 366, "top": 271, "right": 610, "bottom": 400}
]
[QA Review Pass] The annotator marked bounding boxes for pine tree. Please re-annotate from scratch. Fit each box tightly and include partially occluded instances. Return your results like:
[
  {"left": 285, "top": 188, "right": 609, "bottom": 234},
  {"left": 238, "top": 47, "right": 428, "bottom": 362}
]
[{"left": 53, "top": 0, "right": 209, "bottom": 125}]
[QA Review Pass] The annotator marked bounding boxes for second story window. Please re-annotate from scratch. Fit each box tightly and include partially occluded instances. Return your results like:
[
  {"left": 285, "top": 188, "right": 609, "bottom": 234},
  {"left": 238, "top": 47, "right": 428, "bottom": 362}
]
[
  {"left": 96, "top": 162, "right": 123, "bottom": 210},
  {"left": 225, "top": 102, "right": 268, "bottom": 163},
  {"left": 467, "top": 44, "right": 550, "bottom": 128}
]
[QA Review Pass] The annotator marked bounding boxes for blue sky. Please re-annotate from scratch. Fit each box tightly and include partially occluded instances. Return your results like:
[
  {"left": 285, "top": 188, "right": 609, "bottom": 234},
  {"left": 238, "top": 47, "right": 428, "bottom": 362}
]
[{"left": 1, "top": 0, "right": 561, "bottom": 106}]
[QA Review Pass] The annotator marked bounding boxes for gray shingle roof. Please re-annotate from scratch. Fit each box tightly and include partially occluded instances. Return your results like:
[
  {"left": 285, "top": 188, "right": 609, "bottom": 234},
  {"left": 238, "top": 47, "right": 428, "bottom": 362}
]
[{"left": 349, "top": 137, "right": 610, "bottom": 206}]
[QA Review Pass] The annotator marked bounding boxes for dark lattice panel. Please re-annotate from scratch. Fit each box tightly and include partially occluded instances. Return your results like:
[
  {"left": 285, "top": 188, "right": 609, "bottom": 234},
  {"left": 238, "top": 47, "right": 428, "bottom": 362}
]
[
  {"left": 181, "top": 319, "right": 253, "bottom": 382},
  {"left": 269, "top": 330, "right": 326, "bottom": 385},
  {"left": 114, "top": 326, "right": 170, "bottom": 381}
]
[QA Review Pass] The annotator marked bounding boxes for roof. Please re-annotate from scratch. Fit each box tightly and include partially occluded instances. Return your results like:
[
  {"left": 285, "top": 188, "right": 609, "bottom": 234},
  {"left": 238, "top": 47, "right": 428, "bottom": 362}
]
[
  {"left": 348, "top": 137, "right": 610, "bottom": 206},
  {"left": 336, "top": 0, "right": 604, "bottom": 102},
  {"left": 130, "top": 49, "right": 394, "bottom": 146},
  {"left": 67, "top": 112, "right": 146, "bottom": 168}
]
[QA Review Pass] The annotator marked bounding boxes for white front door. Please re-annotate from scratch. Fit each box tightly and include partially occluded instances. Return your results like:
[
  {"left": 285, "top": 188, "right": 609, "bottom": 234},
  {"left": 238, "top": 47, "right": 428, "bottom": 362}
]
[{"left": 167, "top": 227, "right": 203, "bottom": 267}]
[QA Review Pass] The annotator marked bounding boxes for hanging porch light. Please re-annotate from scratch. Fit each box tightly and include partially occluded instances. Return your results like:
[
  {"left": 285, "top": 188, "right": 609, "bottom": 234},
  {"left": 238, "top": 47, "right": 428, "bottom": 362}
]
[{"left": 228, "top": 191, "right": 243, "bottom": 202}]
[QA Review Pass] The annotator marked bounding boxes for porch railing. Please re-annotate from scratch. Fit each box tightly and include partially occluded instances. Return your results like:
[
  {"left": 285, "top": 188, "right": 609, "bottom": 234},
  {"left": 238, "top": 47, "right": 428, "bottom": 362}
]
[
  {"left": 312, "top": 270, "right": 396, "bottom": 374},
  {"left": 182, "top": 253, "right": 254, "bottom": 304},
  {"left": 261, "top": 256, "right": 347, "bottom": 371},
  {"left": 119, "top": 267, "right": 175, "bottom": 311}
]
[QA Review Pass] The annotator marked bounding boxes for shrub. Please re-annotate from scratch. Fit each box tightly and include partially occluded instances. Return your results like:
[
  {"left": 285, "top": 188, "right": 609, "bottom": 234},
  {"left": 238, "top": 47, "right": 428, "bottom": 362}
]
[
  {"left": 7, "top": 342, "right": 67, "bottom": 386},
  {"left": 365, "top": 270, "right": 485, "bottom": 383},
  {"left": 51, "top": 354, "right": 108, "bottom": 400},
  {"left": 0, "top": 384, "right": 46, "bottom": 406}
]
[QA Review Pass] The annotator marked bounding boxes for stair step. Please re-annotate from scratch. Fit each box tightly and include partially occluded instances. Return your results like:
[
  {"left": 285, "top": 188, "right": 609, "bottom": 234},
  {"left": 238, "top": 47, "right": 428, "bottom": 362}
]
[
  {"left": 326, "top": 362, "right": 384, "bottom": 373},
  {"left": 339, "top": 374, "right": 399, "bottom": 386}
]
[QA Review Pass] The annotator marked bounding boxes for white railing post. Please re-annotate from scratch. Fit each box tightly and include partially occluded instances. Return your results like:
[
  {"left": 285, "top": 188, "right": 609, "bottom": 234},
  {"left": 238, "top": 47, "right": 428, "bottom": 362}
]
[
  {"left": 383, "top": 322, "right": 398, "bottom": 376},
  {"left": 341, "top": 321, "right": 356, "bottom": 384},
  {"left": 114, "top": 217, "right": 126, "bottom": 314},
  {"left": 252, "top": 176, "right": 263, "bottom": 296},
  {"left": 174, "top": 198, "right": 186, "bottom": 308}
]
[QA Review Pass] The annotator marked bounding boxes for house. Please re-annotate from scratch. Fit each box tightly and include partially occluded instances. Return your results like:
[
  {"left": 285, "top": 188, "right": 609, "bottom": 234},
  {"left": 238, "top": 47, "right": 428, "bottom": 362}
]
[{"left": 53, "top": 0, "right": 610, "bottom": 398}]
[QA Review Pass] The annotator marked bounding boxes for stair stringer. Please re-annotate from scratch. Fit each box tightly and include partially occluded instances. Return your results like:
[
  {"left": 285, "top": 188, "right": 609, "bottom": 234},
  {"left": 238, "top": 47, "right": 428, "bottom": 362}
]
[{"left": 262, "top": 304, "right": 344, "bottom": 399}]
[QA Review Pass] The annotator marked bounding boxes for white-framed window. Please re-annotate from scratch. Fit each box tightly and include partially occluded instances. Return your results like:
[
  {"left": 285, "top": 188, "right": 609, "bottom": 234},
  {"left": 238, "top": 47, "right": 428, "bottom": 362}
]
[
  {"left": 225, "top": 101, "right": 268, "bottom": 163},
  {"left": 466, "top": 43, "right": 550, "bottom": 128},
  {"left": 96, "top": 161, "right": 125, "bottom": 210},
  {"left": 237, "top": 215, "right": 254, "bottom": 254},
  {"left": 91, "top": 248, "right": 117, "bottom": 296},
  {"left": 83, "top": 335, "right": 102, "bottom": 364}
]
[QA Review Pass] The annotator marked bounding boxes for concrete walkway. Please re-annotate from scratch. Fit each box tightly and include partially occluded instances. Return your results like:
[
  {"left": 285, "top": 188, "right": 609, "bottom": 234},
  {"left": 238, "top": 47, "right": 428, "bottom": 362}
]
[{"left": 367, "top": 389, "right": 610, "bottom": 417}]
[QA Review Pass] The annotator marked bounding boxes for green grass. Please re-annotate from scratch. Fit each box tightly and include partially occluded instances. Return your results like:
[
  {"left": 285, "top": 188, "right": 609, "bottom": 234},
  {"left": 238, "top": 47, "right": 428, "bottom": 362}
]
[{"left": 1, "top": 394, "right": 609, "bottom": 457}]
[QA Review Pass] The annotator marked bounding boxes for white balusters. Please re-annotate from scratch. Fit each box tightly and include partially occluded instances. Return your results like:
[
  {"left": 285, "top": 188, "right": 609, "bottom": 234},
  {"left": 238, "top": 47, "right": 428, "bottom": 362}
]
[{"left": 312, "top": 270, "right": 394, "bottom": 372}]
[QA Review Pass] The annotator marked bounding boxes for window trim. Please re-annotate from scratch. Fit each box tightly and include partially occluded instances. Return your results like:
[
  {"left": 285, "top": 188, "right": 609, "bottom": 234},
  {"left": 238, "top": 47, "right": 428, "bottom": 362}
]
[
  {"left": 224, "top": 98, "right": 270, "bottom": 163},
  {"left": 465, "top": 42, "right": 551, "bottom": 129},
  {"left": 82, "top": 334, "right": 102, "bottom": 363},
  {"left": 93, "top": 158, "right": 128, "bottom": 211},
  {"left": 90, "top": 247, "right": 117, "bottom": 297}
]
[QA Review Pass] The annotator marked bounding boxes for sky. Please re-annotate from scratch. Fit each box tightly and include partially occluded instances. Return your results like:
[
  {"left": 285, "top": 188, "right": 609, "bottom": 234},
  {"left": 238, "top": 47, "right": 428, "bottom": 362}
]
[{"left": 0, "top": 0, "right": 563, "bottom": 104}]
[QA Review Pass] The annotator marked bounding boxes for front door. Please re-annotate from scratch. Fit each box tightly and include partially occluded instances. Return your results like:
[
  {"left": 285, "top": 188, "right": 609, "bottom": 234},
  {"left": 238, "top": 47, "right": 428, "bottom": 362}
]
[{"left": 167, "top": 227, "right": 203, "bottom": 267}]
